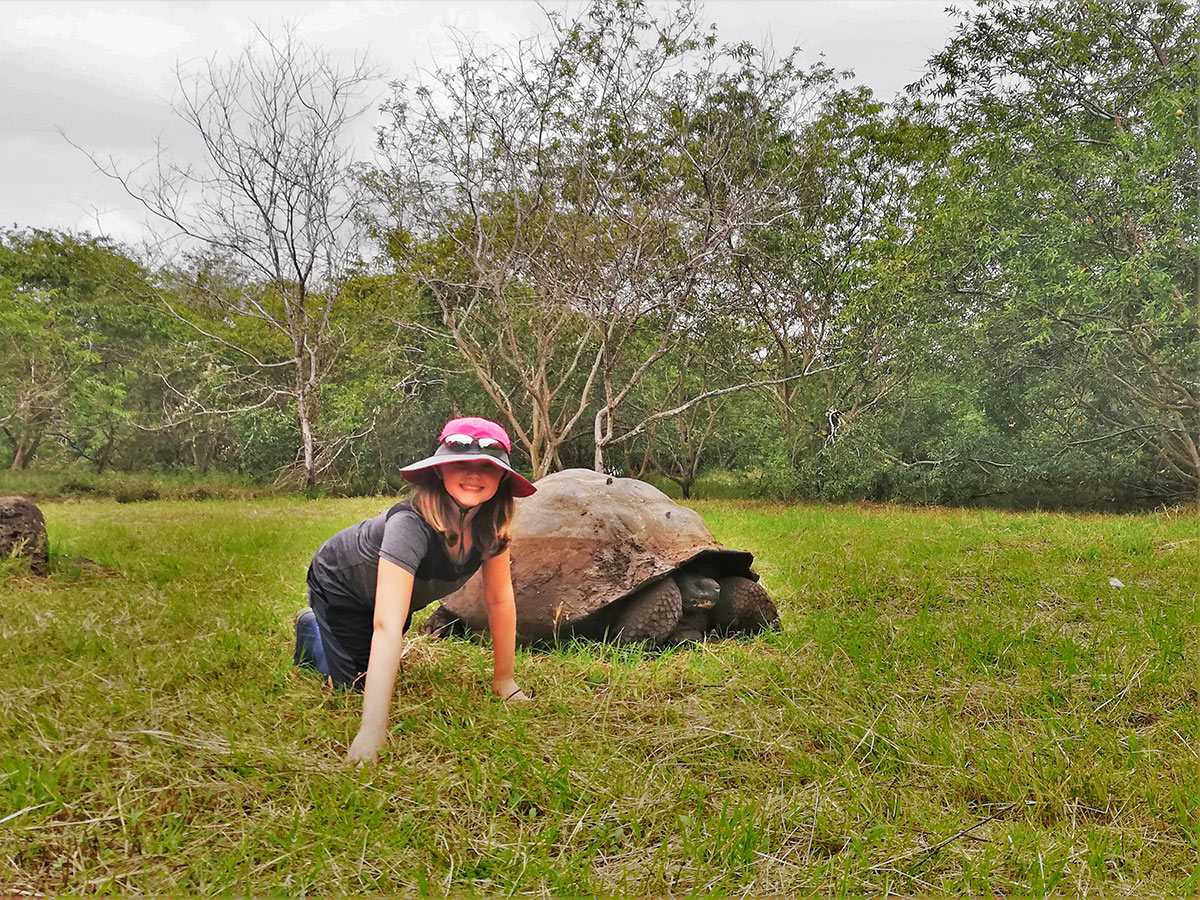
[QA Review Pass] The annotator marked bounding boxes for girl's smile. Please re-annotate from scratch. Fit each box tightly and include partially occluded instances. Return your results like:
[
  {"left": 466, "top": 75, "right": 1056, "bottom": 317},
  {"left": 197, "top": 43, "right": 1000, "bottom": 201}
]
[{"left": 438, "top": 459, "right": 503, "bottom": 507}]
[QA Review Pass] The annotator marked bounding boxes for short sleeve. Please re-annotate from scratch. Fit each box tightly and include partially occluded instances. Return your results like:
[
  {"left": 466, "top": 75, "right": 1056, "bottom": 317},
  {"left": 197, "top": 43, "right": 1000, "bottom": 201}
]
[{"left": 378, "top": 507, "right": 432, "bottom": 574}]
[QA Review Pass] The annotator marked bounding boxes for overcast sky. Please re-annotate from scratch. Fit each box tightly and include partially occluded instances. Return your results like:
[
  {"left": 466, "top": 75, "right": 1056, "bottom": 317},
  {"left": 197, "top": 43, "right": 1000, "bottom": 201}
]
[{"left": 0, "top": 0, "right": 959, "bottom": 248}]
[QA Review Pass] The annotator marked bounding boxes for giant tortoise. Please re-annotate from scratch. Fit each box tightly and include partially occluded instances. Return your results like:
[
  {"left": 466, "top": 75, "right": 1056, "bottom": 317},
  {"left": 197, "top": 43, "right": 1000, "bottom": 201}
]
[{"left": 422, "top": 468, "right": 778, "bottom": 645}]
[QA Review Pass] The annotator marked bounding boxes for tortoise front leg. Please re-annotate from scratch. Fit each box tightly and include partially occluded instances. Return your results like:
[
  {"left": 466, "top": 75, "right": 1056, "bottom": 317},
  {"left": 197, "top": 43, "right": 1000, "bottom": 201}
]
[
  {"left": 712, "top": 576, "right": 780, "bottom": 635},
  {"left": 421, "top": 603, "right": 468, "bottom": 639},
  {"left": 611, "top": 578, "right": 682, "bottom": 644}
]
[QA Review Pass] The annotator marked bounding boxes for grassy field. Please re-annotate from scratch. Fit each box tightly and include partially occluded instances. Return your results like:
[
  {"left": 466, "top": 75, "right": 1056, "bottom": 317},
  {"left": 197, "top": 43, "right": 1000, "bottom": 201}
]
[{"left": 2, "top": 497, "right": 1199, "bottom": 896}]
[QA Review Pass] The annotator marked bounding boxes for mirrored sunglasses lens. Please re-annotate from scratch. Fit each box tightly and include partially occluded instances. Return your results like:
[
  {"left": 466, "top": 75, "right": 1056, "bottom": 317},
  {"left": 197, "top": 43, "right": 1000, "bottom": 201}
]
[
  {"left": 476, "top": 439, "right": 507, "bottom": 458},
  {"left": 442, "top": 433, "right": 507, "bottom": 459}
]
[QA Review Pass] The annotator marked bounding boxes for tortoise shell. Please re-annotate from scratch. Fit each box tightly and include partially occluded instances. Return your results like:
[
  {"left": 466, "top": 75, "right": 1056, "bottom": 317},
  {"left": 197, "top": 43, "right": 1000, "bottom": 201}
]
[{"left": 431, "top": 468, "right": 758, "bottom": 643}]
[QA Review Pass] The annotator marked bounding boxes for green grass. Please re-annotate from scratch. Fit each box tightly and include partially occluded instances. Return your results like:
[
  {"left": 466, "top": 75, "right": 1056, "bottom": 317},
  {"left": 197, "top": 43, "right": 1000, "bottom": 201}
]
[
  {"left": 643, "top": 469, "right": 758, "bottom": 500},
  {"left": 0, "top": 466, "right": 273, "bottom": 503},
  {"left": 3, "top": 497, "right": 1199, "bottom": 895}
]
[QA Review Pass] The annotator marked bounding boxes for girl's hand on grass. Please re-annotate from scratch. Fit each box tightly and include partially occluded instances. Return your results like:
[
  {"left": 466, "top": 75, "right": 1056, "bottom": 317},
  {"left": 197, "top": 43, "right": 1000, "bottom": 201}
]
[
  {"left": 492, "top": 678, "right": 531, "bottom": 701},
  {"left": 346, "top": 726, "right": 386, "bottom": 765}
]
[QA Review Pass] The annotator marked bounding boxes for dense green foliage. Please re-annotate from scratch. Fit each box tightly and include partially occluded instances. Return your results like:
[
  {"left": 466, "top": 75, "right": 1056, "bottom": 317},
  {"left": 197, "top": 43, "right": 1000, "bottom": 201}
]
[
  {"left": 2, "top": 0, "right": 1195, "bottom": 509},
  {"left": 3, "top": 498, "right": 1199, "bottom": 894}
]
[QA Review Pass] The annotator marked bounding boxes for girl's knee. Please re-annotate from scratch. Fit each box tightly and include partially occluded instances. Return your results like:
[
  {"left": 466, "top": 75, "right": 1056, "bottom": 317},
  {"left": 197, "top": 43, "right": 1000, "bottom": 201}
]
[{"left": 293, "top": 607, "right": 329, "bottom": 676}]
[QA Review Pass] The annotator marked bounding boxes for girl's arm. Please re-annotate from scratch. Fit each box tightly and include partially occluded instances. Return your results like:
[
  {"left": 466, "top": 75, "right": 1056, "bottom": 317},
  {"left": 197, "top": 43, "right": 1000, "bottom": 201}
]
[
  {"left": 481, "top": 548, "right": 530, "bottom": 701},
  {"left": 347, "top": 558, "right": 414, "bottom": 764}
]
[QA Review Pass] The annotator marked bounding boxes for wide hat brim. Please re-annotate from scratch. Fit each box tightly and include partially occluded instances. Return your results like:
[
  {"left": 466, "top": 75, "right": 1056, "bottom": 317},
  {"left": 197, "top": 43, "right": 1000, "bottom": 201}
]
[{"left": 399, "top": 446, "right": 537, "bottom": 498}]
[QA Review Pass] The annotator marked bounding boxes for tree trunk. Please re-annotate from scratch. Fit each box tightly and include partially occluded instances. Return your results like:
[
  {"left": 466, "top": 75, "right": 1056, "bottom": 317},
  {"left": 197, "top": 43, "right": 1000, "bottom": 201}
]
[
  {"left": 9, "top": 432, "right": 40, "bottom": 470},
  {"left": 298, "top": 394, "right": 317, "bottom": 490},
  {"left": 95, "top": 430, "right": 115, "bottom": 474},
  {"left": 594, "top": 399, "right": 619, "bottom": 473},
  {"left": 593, "top": 398, "right": 610, "bottom": 473}
]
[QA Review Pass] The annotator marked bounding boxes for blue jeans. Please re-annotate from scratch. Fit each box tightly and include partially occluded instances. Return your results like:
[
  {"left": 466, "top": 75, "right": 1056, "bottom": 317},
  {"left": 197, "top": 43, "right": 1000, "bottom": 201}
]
[{"left": 293, "top": 606, "right": 329, "bottom": 677}]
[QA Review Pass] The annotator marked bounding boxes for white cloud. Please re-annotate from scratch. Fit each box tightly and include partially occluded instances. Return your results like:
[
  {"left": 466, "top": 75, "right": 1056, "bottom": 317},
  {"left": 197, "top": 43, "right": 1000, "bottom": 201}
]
[
  {"left": 5, "top": 4, "right": 191, "bottom": 92},
  {"left": 11, "top": 4, "right": 189, "bottom": 50},
  {"left": 0, "top": 0, "right": 957, "bottom": 242}
]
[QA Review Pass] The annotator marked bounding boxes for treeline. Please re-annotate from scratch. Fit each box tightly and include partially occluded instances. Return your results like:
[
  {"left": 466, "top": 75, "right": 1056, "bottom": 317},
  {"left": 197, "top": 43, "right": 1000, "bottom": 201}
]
[{"left": 2, "top": 0, "right": 1196, "bottom": 509}]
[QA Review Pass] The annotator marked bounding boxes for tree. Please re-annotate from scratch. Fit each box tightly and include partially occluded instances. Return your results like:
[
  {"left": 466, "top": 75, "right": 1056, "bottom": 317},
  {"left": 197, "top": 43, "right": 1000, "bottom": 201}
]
[
  {"left": 625, "top": 336, "right": 741, "bottom": 497},
  {"left": 0, "top": 229, "right": 164, "bottom": 472},
  {"left": 374, "top": 0, "right": 835, "bottom": 476},
  {"left": 89, "top": 27, "right": 376, "bottom": 488},
  {"left": 920, "top": 0, "right": 1199, "bottom": 508},
  {"left": 0, "top": 265, "right": 65, "bottom": 469},
  {"left": 585, "top": 40, "right": 850, "bottom": 473},
  {"left": 725, "top": 85, "right": 955, "bottom": 467},
  {"left": 374, "top": 1, "right": 693, "bottom": 476}
]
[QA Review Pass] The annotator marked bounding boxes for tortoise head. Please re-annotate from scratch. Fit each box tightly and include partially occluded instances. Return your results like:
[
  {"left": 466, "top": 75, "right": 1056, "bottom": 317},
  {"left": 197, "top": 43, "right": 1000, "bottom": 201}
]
[{"left": 675, "top": 571, "right": 720, "bottom": 611}]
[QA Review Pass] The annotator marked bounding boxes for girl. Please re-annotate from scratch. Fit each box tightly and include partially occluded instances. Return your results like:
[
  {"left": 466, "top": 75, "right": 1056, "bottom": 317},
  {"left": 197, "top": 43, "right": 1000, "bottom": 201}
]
[{"left": 293, "top": 417, "right": 536, "bottom": 764}]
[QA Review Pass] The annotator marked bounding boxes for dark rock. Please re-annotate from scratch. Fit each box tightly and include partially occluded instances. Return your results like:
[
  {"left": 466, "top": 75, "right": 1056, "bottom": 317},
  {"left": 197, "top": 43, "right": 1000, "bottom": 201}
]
[{"left": 0, "top": 496, "right": 49, "bottom": 575}]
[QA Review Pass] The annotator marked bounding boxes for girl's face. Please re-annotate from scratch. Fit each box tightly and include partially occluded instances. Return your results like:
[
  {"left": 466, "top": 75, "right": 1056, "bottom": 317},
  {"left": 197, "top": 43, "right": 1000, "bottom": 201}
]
[{"left": 438, "top": 459, "right": 504, "bottom": 508}]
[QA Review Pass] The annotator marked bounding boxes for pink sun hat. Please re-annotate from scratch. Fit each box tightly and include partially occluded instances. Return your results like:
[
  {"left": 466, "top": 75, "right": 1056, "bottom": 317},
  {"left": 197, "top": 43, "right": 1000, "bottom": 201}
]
[{"left": 399, "top": 417, "right": 537, "bottom": 497}]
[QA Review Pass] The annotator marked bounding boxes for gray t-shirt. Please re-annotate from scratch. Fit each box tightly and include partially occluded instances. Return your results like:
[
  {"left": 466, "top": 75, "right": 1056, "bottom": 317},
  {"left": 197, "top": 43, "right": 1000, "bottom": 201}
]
[{"left": 306, "top": 500, "right": 481, "bottom": 684}]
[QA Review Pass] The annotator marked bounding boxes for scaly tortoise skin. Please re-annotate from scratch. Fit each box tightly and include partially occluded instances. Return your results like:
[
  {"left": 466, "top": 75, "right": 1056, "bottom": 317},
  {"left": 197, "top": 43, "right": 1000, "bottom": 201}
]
[{"left": 422, "top": 468, "right": 778, "bottom": 645}]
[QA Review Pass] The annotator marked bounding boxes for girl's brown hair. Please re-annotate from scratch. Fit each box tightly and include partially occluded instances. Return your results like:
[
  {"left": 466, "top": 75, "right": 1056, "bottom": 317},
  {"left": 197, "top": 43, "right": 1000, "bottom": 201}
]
[{"left": 410, "top": 474, "right": 514, "bottom": 560}]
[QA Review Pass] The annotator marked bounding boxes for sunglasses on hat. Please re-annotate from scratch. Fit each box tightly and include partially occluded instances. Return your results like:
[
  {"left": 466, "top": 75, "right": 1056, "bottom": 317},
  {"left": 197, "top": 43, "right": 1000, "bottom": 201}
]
[{"left": 441, "top": 433, "right": 508, "bottom": 459}]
